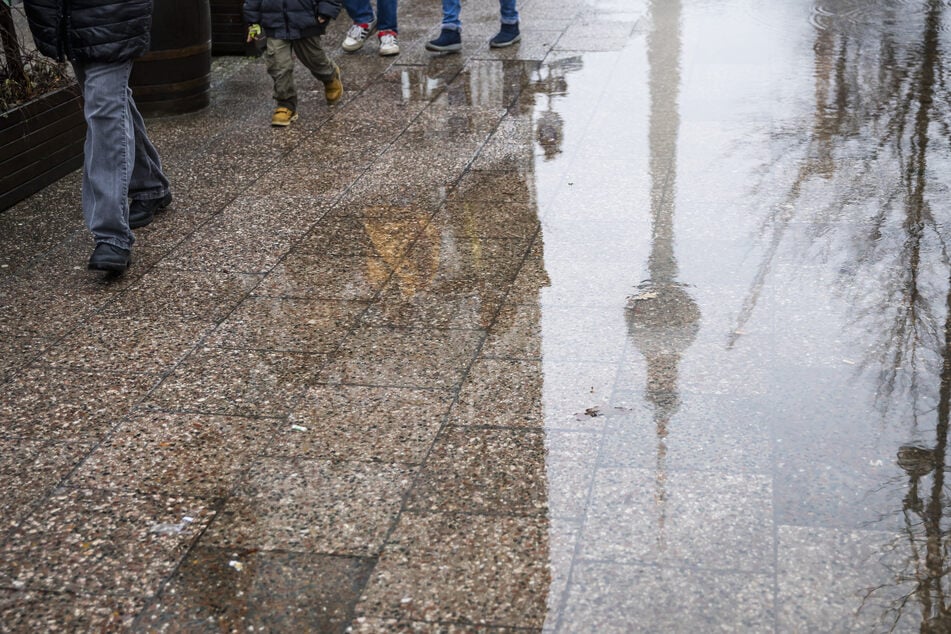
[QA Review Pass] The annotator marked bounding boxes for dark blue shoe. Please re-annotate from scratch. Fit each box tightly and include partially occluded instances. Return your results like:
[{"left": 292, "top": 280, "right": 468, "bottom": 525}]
[
  {"left": 88, "top": 242, "right": 131, "bottom": 273},
  {"left": 426, "top": 28, "right": 462, "bottom": 52},
  {"left": 490, "top": 22, "right": 521, "bottom": 48}
]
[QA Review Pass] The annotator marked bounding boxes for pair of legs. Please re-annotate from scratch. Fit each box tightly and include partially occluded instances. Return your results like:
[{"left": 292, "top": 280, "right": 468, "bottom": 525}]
[
  {"left": 71, "top": 59, "right": 169, "bottom": 255},
  {"left": 265, "top": 36, "right": 339, "bottom": 112},
  {"left": 427, "top": 0, "right": 520, "bottom": 51},
  {"left": 439, "top": 0, "right": 518, "bottom": 31},
  {"left": 344, "top": 0, "right": 397, "bottom": 33}
]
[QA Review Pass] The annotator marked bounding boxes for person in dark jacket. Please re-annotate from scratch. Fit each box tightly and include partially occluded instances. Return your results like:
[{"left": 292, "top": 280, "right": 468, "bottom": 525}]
[
  {"left": 23, "top": 0, "right": 172, "bottom": 273},
  {"left": 244, "top": 0, "right": 344, "bottom": 126}
]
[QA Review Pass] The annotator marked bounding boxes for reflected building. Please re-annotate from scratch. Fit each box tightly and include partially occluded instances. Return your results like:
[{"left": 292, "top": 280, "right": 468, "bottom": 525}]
[{"left": 624, "top": 0, "right": 699, "bottom": 549}]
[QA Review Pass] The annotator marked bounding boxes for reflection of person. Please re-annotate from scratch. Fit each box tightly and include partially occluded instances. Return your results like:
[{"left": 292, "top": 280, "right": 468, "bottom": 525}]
[
  {"left": 23, "top": 0, "right": 172, "bottom": 273},
  {"left": 425, "top": 0, "right": 520, "bottom": 53},
  {"left": 341, "top": 0, "right": 399, "bottom": 56},
  {"left": 244, "top": 0, "right": 344, "bottom": 127}
]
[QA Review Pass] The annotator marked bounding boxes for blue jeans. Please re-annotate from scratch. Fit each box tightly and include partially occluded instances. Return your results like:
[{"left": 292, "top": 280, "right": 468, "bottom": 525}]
[
  {"left": 441, "top": 0, "right": 518, "bottom": 30},
  {"left": 344, "top": 0, "right": 398, "bottom": 32},
  {"left": 72, "top": 60, "right": 169, "bottom": 250}
]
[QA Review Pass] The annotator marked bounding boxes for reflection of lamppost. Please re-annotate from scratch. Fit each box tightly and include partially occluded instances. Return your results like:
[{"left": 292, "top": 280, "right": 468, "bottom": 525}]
[{"left": 624, "top": 0, "right": 699, "bottom": 548}]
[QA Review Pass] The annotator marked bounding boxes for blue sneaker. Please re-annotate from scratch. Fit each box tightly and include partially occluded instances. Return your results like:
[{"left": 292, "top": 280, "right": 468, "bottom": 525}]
[
  {"left": 490, "top": 22, "right": 521, "bottom": 48},
  {"left": 426, "top": 28, "right": 462, "bottom": 52}
]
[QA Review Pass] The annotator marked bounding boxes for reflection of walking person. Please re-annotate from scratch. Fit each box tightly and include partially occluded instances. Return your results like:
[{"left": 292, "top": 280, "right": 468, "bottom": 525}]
[
  {"left": 426, "top": 0, "right": 520, "bottom": 53},
  {"left": 244, "top": 0, "right": 344, "bottom": 127},
  {"left": 22, "top": 0, "right": 172, "bottom": 273},
  {"left": 341, "top": 0, "right": 399, "bottom": 56}
]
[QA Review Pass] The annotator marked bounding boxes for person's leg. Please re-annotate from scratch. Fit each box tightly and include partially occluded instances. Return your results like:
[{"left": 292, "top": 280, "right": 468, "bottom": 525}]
[
  {"left": 377, "top": 0, "right": 398, "bottom": 32},
  {"left": 293, "top": 36, "right": 343, "bottom": 104},
  {"left": 265, "top": 37, "right": 297, "bottom": 111},
  {"left": 490, "top": 0, "right": 521, "bottom": 47},
  {"left": 344, "top": 0, "right": 374, "bottom": 24},
  {"left": 71, "top": 60, "right": 135, "bottom": 252},
  {"left": 441, "top": 0, "right": 461, "bottom": 30},
  {"left": 127, "top": 87, "right": 169, "bottom": 202},
  {"left": 499, "top": 0, "right": 519, "bottom": 25},
  {"left": 342, "top": 0, "right": 377, "bottom": 51}
]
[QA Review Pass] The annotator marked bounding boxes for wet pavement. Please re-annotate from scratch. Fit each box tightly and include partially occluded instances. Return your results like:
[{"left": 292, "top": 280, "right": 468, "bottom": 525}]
[{"left": 2, "top": 0, "right": 951, "bottom": 631}]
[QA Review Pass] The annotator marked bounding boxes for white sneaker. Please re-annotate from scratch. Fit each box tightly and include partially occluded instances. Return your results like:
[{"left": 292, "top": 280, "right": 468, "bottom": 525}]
[
  {"left": 342, "top": 19, "right": 377, "bottom": 52},
  {"left": 378, "top": 30, "right": 399, "bottom": 56}
]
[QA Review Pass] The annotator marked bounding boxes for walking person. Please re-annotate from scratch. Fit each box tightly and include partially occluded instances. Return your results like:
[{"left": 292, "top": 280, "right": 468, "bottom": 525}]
[
  {"left": 341, "top": 0, "right": 399, "bottom": 56},
  {"left": 426, "top": 0, "right": 520, "bottom": 52},
  {"left": 244, "top": 0, "right": 345, "bottom": 126},
  {"left": 22, "top": 0, "right": 172, "bottom": 273}
]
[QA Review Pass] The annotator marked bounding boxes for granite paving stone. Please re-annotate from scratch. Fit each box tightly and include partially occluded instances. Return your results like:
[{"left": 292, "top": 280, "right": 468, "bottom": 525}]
[
  {"left": 201, "top": 458, "right": 413, "bottom": 556},
  {"left": 278, "top": 385, "right": 454, "bottom": 463}
]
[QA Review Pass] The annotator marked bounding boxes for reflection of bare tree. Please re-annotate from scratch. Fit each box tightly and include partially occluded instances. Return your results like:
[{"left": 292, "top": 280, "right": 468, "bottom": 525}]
[{"left": 736, "top": 0, "right": 951, "bottom": 630}]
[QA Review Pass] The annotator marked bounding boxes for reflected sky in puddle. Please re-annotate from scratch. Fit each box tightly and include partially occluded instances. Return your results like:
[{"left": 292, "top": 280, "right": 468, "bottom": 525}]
[{"left": 526, "top": 0, "right": 951, "bottom": 630}]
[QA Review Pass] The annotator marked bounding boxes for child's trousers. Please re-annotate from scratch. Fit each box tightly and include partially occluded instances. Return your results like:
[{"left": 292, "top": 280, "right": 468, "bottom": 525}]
[{"left": 265, "top": 36, "right": 336, "bottom": 110}]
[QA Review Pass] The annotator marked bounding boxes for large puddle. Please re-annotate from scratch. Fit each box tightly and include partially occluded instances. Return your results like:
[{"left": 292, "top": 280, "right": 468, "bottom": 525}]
[{"left": 515, "top": 0, "right": 951, "bottom": 629}]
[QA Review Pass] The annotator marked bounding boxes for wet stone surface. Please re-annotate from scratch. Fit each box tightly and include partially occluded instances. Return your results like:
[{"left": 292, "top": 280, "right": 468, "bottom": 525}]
[{"left": 2, "top": 0, "right": 951, "bottom": 630}]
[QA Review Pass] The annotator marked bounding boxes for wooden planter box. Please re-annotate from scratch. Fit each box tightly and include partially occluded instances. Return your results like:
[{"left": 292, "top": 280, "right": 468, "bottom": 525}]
[
  {"left": 211, "top": 0, "right": 250, "bottom": 55},
  {"left": 0, "top": 85, "right": 85, "bottom": 212}
]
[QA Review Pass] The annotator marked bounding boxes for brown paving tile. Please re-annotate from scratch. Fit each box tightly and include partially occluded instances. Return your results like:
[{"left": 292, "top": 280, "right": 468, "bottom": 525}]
[
  {"left": 278, "top": 385, "right": 454, "bottom": 463},
  {"left": 137, "top": 547, "right": 373, "bottom": 633},
  {"left": 504, "top": 257, "right": 551, "bottom": 304},
  {"left": 0, "top": 336, "right": 48, "bottom": 383},
  {"left": 356, "top": 512, "right": 550, "bottom": 627},
  {"left": 406, "top": 427, "right": 548, "bottom": 515},
  {"left": 156, "top": 203, "right": 306, "bottom": 274},
  {"left": 254, "top": 254, "right": 391, "bottom": 300},
  {"left": 437, "top": 202, "right": 541, "bottom": 241},
  {"left": 322, "top": 326, "right": 483, "bottom": 389},
  {"left": 449, "top": 170, "right": 536, "bottom": 204},
  {"left": 0, "top": 590, "right": 142, "bottom": 633},
  {"left": 70, "top": 411, "right": 279, "bottom": 499},
  {"left": 0, "top": 439, "right": 92, "bottom": 528},
  {"left": 361, "top": 277, "right": 509, "bottom": 330},
  {"left": 296, "top": 215, "right": 421, "bottom": 258},
  {"left": 145, "top": 348, "right": 326, "bottom": 417},
  {"left": 103, "top": 269, "right": 262, "bottom": 322},
  {"left": 36, "top": 315, "right": 212, "bottom": 373},
  {"left": 0, "top": 367, "right": 159, "bottom": 440},
  {"left": 0, "top": 488, "right": 210, "bottom": 595},
  {"left": 482, "top": 304, "right": 543, "bottom": 359},
  {"left": 449, "top": 358, "right": 543, "bottom": 427},
  {"left": 201, "top": 458, "right": 413, "bottom": 556},
  {"left": 206, "top": 297, "right": 366, "bottom": 353}
]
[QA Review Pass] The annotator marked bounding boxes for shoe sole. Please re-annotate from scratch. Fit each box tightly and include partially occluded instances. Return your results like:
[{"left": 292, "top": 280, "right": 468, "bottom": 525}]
[
  {"left": 490, "top": 34, "right": 521, "bottom": 48},
  {"left": 88, "top": 261, "right": 130, "bottom": 272},
  {"left": 425, "top": 42, "right": 462, "bottom": 52},
  {"left": 379, "top": 48, "right": 400, "bottom": 56},
  {"left": 271, "top": 114, "right": 299, "bottom": 127}
]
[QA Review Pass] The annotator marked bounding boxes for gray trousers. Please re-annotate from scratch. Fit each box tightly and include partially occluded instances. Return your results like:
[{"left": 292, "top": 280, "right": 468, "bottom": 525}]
[
  {"left": 265, "top": 36, "right": 336, "bottom": 111},
  {"left": 71, "top": 59, "right": 170, "bottom": 250}
]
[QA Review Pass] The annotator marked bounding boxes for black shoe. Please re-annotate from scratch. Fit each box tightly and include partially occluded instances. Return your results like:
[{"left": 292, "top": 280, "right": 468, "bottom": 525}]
[
  {"left": 129, "top": 192, "right": 172, "bottom": 229},
  {"left": 425, "top": 28, "right": 462, "bottom": 52},
  {"left": 88, "top": 243, "right": 132, "bottom": 273}
]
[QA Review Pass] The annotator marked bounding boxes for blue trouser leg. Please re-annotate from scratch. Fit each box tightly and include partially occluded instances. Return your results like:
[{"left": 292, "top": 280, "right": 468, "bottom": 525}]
[
  {"left": 499, "top": 0, "right": 519, "bottom": 24},
  {"left": 344, "top": 0, "right": 374, "bottom": 24},
  {"left": 377, "top": 0, "right": 398, "bottom": 32},
  {"left": 441, "top": 0, "right": 462, "bottom": 30},
  {"left": 72, "top": 60, "right": 136, "bottom": 250}
]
